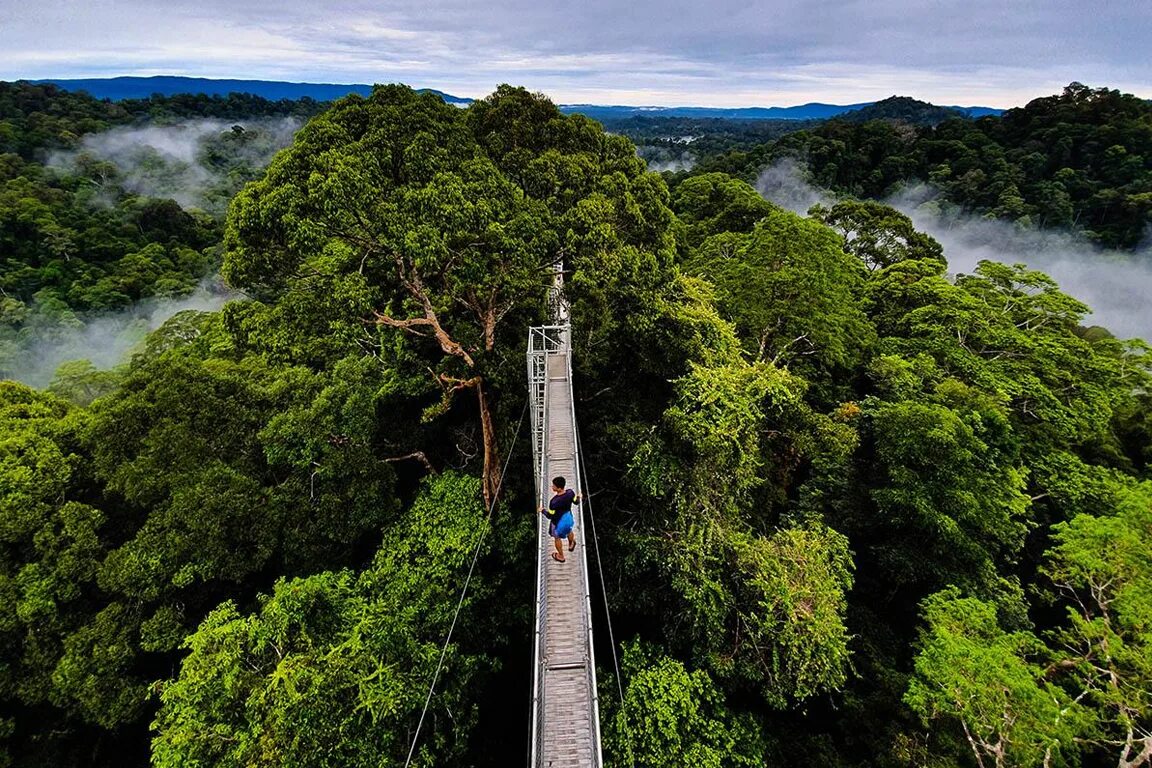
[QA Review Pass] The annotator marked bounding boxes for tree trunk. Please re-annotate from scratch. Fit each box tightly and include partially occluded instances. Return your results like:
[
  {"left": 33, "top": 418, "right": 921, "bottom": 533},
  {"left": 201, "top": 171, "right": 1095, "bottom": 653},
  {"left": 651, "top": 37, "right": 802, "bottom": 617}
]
[
  {"left": 372, "top": 258, "right": 505, "bottom": 508},
  {"left": 475, "top": 378, "right": 501, "bottom": 508}
]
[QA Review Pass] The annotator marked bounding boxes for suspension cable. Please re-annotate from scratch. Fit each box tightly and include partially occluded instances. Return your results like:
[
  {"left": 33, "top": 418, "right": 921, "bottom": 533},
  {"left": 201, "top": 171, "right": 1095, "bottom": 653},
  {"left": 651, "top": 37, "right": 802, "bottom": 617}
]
[
  {"left": 575, "top": 415, "right": 636, "bottom": 768},
  {"left": 404, "top": 396, "right": 531, "bottom": 768},
  {"left": 574, "top": 416, "right": 626, "bottom": 710}
]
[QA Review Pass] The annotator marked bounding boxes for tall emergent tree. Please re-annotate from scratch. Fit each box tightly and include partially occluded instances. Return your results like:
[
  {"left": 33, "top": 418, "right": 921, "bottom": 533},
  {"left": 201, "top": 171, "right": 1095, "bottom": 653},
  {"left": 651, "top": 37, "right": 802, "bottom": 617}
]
[{"left": 223, "top": 85, "right": 558, "bottom": 504}]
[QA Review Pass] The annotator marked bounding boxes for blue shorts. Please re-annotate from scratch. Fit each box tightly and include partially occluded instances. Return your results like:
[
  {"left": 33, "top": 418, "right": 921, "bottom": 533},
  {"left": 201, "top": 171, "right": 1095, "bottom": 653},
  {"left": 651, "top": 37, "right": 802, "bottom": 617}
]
[{"left": 553, "top": 511, "right": 574, "bottom": 538}]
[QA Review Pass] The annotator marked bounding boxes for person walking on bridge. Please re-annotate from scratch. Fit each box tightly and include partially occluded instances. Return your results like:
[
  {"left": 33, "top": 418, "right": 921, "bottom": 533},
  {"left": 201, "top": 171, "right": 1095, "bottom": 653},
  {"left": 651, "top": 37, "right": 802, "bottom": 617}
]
[{"left": 540, "top": 476, "right": 579, "bottom": 562}]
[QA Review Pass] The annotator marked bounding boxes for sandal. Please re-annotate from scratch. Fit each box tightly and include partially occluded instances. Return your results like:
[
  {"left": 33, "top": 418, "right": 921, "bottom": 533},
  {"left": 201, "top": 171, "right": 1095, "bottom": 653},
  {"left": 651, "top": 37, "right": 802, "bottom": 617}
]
[
  {"left": 569, "top": 542, "right": 577, "bottom": 552},
  {"left": 551, "top": 552, "right": 566, "bottom": 563}
]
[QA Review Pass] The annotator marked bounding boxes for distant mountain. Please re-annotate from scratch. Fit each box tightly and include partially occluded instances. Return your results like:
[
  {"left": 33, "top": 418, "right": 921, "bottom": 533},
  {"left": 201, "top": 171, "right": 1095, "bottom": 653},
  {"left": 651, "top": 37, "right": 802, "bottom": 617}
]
[
  {"left": 31, "top": 76, "right": 472, "bottom": 105},
  {"left": 947, "top": 104, "right": 1002, "bottom": 118},
  {"left": 835, "top": 95, "right": 1002, "bottom": 126},
  {"left": 32, "top": 76, "right": 1000, "bottom": 122},
  {"left": 557, "top": 102, "right": 874, "bottom": 121}
]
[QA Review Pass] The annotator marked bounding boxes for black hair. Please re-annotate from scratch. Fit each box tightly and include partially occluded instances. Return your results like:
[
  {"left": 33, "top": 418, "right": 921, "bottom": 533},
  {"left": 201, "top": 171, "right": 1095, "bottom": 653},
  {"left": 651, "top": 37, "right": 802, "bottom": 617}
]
[{"left": 552, "top": 476, "right": 566, "bottom": 489}]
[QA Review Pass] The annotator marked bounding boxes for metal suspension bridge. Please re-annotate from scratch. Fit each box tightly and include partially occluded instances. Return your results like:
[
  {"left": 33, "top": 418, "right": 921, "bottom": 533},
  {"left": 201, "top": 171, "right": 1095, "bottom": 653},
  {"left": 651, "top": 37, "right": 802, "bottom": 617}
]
[
  {"left": 526, "top": 270, "right": 604, "bottom": 767},
  {"left": 403, "top": 266, "right": 609, "bottom": 768}
]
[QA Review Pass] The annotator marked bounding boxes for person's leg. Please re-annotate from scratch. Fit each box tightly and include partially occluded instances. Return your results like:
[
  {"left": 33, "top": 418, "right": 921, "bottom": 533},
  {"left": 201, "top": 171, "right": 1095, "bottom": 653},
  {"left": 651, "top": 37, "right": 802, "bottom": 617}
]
[
  {"left": 568, "top": 531, "right": 576, "bottom": 551},
  {"left": 553, "top": 537, "right": 565, "bottom": 561}
]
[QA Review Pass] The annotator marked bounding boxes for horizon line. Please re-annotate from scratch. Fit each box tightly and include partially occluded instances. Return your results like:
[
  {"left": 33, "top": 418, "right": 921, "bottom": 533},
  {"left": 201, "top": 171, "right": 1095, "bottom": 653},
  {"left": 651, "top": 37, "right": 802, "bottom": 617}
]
[{"left": 19, "top": 73, "right": 1010, "bottom": 111}]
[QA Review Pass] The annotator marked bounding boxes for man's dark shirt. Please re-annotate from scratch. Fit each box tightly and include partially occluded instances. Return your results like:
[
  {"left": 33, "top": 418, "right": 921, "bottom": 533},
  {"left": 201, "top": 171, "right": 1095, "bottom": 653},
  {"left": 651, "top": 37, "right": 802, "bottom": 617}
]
[{"left": 546, "top": 489, "right": 576, "bottom": 521}]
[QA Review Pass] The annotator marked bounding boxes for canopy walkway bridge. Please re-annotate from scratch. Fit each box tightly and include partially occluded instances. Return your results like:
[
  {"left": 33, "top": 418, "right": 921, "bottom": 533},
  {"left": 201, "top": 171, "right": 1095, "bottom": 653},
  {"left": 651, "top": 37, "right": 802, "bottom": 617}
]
[{"left": 526, "top": 281, "right": 604, "bottom": 766}]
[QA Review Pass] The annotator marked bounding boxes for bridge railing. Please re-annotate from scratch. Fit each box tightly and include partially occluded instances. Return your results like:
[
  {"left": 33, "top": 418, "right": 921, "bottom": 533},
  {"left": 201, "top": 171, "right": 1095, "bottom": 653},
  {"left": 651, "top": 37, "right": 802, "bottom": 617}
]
[
  {"left": 527, "top": 325, "right": 565, "bottom": 499},
  {"left": 526, "top": 324, "right": 558, "bottom": 764},
  {"left": 561, "top": 333, "right": 603, "bottom": 768}
]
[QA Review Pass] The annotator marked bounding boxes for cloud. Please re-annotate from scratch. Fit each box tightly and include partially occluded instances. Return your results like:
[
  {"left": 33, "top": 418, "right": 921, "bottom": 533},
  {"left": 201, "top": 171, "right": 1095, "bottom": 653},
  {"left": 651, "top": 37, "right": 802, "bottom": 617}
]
[
  {"left": 636, "top": 144, "right": 696, "bottom": 173},
  {"left": 0, "top": 0, "right": 1148, "bottom": 106},
  {"left": 755, "top": 160, "right": 1152, "bottom": 342},
  {"left": 644, "top": 157, "right": 696, "bottom": 173}
]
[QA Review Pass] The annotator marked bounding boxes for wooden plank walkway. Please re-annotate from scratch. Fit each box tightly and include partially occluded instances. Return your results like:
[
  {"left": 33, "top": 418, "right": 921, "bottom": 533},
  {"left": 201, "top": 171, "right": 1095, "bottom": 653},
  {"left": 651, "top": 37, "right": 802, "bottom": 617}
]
[{"left": 533, "top": 349, "right": 601, "bottom": 768}]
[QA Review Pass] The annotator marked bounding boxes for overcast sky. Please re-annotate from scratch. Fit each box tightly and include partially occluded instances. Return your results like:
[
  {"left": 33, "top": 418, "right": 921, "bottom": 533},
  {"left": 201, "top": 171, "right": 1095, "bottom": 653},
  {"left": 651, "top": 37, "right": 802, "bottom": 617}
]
[{"left": 1, "top": 0, "right": 1148, "bottom": 107}]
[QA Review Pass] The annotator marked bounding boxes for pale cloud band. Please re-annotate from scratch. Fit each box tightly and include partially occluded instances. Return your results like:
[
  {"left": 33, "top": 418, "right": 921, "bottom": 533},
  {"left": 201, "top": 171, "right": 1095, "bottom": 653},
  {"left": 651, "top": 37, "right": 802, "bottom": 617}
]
[{"left": 1, "top": 0, "right": 1148, "bottom": 106}]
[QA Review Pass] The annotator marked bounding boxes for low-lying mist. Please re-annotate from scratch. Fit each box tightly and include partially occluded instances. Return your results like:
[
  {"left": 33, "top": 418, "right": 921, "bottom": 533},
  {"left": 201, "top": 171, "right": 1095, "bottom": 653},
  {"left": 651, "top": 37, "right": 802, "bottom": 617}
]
[
  {"left": 755, "top": 160, "right": 1152, "bottom": 342},
  {"left": 637, "top": 145, "right": 696, "bottom": 174},
  {"left": 5, "top": 117, "right": 304, "bottom": 390},
  {"left": 48, "top": 117, "right": 302, "bottom": 212},
  {"left": 6, "top": 279, "right": 233, "bottom": 388}
]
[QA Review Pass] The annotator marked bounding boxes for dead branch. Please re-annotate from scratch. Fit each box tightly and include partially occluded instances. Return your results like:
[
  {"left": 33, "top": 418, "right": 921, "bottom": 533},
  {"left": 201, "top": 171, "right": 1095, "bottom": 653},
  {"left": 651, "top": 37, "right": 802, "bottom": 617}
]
[
  {"left": 438, "top": 373, "right": 482, "bottom": 393},
  {"left": 388, "top": 253, "right": 477, "bottom": 367},
  {"left": 384, "top": 451, "right": 438, "bottom": 475},
  {"left": 371, "top": 309, "right": 431, "bottom": 337}
]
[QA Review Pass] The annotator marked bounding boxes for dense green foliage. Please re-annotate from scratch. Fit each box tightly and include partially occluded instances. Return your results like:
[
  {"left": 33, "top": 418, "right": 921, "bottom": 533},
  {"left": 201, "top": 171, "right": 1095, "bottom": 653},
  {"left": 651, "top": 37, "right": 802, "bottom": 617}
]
[
  {"left": 0, "top": 154, "right": 218, "bottom": 305},
  {"left": 0, "top": 82, "right": 327, "bottom": 380},
  {"left": 686, "top": 83, "right": 1152, "bottom": 249},
  {"left": 152, "top": 472, "right": 486, "bottom": 768},
  {"left": 1, "top": 80, "right": 1151, "bottom": 768}
]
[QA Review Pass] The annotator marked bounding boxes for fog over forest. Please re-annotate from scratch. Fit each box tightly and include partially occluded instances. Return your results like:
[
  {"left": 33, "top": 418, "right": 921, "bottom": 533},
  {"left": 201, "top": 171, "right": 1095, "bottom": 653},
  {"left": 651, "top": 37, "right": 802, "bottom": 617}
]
[
  {"left": 11, "top": 279, "right": 232, "bottom": 388},
  {"left": 7, "top": 118, "right": 299, "bottom": 385},
  {"left": 48, "top": 117, "right": 302, "bottom": 212},
  {"left": 20, "top": 128, "right": 1151, "bottom": 388},
  {"left": 756, "top": 159, "right": 1152, "bottom": 341}
]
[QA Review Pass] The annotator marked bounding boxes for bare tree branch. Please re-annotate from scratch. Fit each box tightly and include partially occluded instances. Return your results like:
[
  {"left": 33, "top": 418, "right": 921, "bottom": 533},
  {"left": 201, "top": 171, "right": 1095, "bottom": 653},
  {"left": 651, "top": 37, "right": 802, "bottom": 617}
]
[
  {"left": 370, "top": 253, "right": 477, "bottom": 367},
  {"left": 384, "top": 451, "right": 438, "bottom": 475}
]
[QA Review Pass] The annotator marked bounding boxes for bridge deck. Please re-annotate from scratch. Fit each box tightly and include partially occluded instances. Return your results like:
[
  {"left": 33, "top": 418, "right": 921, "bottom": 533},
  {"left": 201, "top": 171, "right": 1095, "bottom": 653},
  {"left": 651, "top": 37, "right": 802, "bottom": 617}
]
[{"left": 532, "top": 346, "right": 601, "bottom": 767}]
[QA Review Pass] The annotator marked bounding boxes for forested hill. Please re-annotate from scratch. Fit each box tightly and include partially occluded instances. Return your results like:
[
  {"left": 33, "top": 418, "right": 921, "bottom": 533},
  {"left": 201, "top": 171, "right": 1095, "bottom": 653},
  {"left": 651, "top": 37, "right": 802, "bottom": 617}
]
[
  {"left": 836, "top": 95, "right": 980, "bottom": 125},
  {"left": 2, "top": 82, "right": 1152, "bottom": 768},
  {"left": 615, "top": 96, "right": 995, "bottom": 169},
  {"left": 689, "top": 82, "right": 1152, "bottom": 249},
  {"left": 0, "top": 81, "right": 327, "bottom": 158}
]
